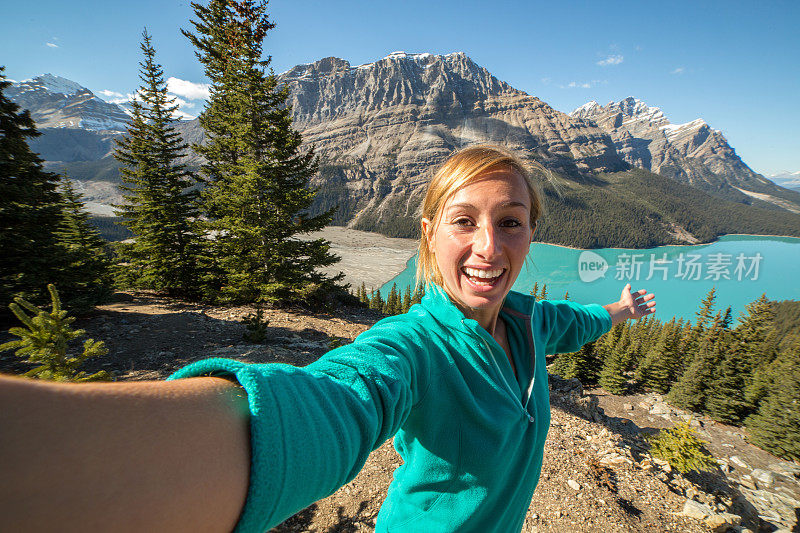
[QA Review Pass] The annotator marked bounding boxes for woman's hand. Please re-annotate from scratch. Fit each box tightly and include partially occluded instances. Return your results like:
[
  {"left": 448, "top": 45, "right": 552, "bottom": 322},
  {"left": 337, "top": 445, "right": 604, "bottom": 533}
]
[{"left": 603, "top": 283, "right": 656, "bottom": 325}]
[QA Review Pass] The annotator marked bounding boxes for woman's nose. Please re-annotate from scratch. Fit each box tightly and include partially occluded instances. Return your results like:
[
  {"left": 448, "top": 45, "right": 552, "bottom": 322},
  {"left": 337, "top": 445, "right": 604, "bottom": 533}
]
[{"left": 474, "top": 224, "right": 501, "bottom": 259}]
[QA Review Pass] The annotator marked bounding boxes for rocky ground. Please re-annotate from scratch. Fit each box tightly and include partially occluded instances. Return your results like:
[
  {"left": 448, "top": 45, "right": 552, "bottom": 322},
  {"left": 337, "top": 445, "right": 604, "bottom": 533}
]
[{"left": 2, "top": 290, "right": 797, "bottom": 532}]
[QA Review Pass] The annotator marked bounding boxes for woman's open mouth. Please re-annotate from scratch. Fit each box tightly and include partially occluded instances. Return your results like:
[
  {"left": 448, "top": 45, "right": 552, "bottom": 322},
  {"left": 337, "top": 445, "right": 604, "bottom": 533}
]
[{"left": 461, "top": 266, "right": 506, "bottom": 288}]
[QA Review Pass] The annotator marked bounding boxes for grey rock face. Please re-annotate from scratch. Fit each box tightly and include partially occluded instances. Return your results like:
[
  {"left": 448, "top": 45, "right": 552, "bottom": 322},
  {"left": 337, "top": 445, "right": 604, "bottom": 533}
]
[
  {"left": 275, "top": 52, "right": 627, "bottom": 234},
  {"left": 570, "top": 97, "right": 800, "bottom": 211}
]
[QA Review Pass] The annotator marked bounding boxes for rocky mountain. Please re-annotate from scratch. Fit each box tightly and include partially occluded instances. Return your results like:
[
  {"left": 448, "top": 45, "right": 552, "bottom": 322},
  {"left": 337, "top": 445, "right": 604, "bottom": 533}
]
[
  {"left": 7, "top": 74, "right": 131, "bottom": 132},
  {"left": 570, "top": 98, "right": 800, "bottom": 212},
  {"left": 272, "top": 52, "right": 633, "bottom": 233},
  {"left": 8, "top": 59, "right": 800, "bottom": 241}
]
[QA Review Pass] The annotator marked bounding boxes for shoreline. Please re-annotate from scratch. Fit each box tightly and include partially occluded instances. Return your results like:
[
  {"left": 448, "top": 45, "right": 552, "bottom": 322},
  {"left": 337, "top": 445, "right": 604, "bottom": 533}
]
[
  {"left": 311, "top": 227, "right": 799, "bottom": 289},
  {"left": 535, "top": 232, "right": 800, "bottom": 253},
  {"left": 307, "top": 227, "right": 418, "bottom": 290}
]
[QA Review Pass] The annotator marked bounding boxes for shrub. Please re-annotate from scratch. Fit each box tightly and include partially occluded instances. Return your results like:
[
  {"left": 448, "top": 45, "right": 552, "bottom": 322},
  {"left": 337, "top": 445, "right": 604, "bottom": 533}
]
[
  {"left": 242, "top": 309, "right": 269, "bottom": 343},
  {"left": 648, "top": 419, "right": 717, "bottom": 474},
  {"left": 1, "top": 284, "right": 110, "bottom": 381}
]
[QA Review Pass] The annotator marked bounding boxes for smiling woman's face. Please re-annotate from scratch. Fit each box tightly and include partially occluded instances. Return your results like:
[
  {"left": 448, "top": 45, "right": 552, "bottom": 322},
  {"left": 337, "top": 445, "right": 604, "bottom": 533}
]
[{"left": 422, "top": 167, "right": 534, "bottom": 322}]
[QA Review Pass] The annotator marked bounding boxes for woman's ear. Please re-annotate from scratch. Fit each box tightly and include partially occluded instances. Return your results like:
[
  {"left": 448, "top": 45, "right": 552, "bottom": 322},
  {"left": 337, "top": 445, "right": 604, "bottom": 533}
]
[
  {"left": 530, "top": 221, "right": 537, "bottom": 242},
  {"left": 421, "top": 217, "right": 435, "bottom": 252}
]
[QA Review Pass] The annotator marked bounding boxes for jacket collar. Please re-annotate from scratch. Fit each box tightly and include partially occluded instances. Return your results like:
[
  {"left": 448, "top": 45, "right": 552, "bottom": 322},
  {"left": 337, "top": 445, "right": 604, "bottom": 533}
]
[{"left": 421, "top": 283, "right": 534, "bottom": 332}]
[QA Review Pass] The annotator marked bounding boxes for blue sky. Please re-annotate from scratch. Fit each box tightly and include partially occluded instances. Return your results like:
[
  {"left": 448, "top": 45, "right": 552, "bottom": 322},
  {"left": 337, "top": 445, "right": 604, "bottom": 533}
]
[{"left": 2, "top": 0, "right": 798, "bottom": 176}]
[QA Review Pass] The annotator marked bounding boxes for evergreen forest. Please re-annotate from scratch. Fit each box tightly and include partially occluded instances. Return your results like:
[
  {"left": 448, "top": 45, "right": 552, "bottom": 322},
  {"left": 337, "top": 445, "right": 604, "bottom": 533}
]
[{"left": 551, "top": 287, "right": 800, "bottom": 462}]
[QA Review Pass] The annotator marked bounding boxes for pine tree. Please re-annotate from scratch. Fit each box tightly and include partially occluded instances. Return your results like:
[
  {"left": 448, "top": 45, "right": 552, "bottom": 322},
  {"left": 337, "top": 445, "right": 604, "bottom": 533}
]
[
  {"left": 0, "top": 284, "right": 110, "bottom": 381},
  {"left": 734, "top": 294, "right": 777, "bottom": 374},
  {"left": 411, "top": 283, "right": 425, "bottom": 305},
  {"left": 648, "top": 419, "right": 717, "bottom": 474},
  {"left": 184, "top": 0, "right": 342, "bottom": 304},
  {"left": 402, "top": 285, "right": 412, "bottom": 313},
  {"left": 385, "top": 283, "right": 399, "bottom": 315},
  {"left": 746, "top": 338, "right": 800, "bottom": 461},
  {"left": 369, "top": 289, "right": 384, "bottom": 312},
  {"left": 552, "top": 341, "right": 601, "bottom": 386},
  {"left": 705, "top": 330, "right": 749, "bottom": 424},
  {"left": 114, "top": 30, "right": 203, "bottom": 298},
  {"left": 595, "top": 322, "right": 624, "bottom": 365},
  {"left": 0, "top": 65, "right": 63, "bottom": 309},
  {"left": 599, "top": 337, "right": 628, "bottom": 395},
  {"left": 358, "top": 282, "right": 369, "bottom": 305},
  {"left": 667, "top": 311, "right": 727, "bottom": 413},
  {"left": 678, "top": 287, "right": 717, "bottom": 370},
  {"left": 635, "top": 320, "right": 679, "bottom": 393},
  {"left": 55, "top": 180, "right": 113, "bottom": 310}
]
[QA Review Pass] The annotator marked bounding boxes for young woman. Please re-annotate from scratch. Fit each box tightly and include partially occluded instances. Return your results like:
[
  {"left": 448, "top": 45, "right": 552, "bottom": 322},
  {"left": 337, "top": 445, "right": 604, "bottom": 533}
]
[{"left": 0, "top": 145, "right": 655, "bottom": 532}]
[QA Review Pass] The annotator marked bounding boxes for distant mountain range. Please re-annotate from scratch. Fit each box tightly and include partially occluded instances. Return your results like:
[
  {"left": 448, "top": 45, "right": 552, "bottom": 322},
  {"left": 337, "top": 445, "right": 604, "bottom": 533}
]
[
  {"left": 767, "top": 171, "right": 800, "bottom": 192},
  {"left": 7, "top": 74, "right": 130, "bottom": 132},
  {"left": 7, "top": 57, "right": 800, "bottom": 245},
  {"left": 570, "top": 98, "right": 799, "bottom": 210}
]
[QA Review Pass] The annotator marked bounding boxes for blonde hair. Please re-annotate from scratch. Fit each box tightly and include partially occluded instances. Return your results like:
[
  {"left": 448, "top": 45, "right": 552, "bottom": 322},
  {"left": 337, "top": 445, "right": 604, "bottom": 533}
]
[{"left": 416, "top": 144, "right": 545, "bottom": 286}]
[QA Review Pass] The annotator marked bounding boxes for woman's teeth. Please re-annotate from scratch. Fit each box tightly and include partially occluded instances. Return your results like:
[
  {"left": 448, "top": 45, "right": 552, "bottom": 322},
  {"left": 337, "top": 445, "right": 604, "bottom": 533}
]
[{"left": 462, "top": 267, "right": 504, "bottom": 284}]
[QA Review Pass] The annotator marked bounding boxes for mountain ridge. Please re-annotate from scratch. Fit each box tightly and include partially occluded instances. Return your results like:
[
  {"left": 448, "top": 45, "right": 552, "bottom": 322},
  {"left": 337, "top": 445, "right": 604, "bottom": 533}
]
[
  {"left": 569, "top": 97, "right": 800, "bottom": 211},
  {"left": 6, "top": 54, "right": 800, "bottom": 243},
  {"left": 7, "top": 74, "right": 130, "bottom": 132}
]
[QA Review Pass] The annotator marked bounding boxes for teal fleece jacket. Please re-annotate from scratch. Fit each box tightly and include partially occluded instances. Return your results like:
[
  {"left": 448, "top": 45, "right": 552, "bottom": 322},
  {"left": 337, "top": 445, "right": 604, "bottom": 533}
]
[{"left": 167, "top": 285, "right": 612, "bottom": 532}]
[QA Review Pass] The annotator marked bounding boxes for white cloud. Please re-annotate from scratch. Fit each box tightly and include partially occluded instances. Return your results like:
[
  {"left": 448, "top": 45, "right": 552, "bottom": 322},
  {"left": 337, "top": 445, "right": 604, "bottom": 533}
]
[
  {"left": 46, "top": 42, "right": 58, "bottom": 48},
  {"left": 597, "top": 54, "right": 623, "bottom": 66},
  {"left": 670, "top": 67, "right": 685, "bottom": 75},
  {"left": 99, "top": 89, "right": 124, "bottom": 98},
  {"left": 560, "top": 80, "right": 605, "bottom": 89},
  {"left": 172, "top": 109, "right": 197, "bottom": 120},
  {"left": 98, "top": 90, "right": 134, "bottom": 105},
  {"left": 540, "top": 77, "right": 552, "bottom": 85},
  {"left": 166, "top": 77, "right": 211, "bottom": 100},
  {"left": 172, "top": 97, "right": 196, "bottom": 109},
  {"left": 109, "top": 95, "right": 133, "bottom": 104}
]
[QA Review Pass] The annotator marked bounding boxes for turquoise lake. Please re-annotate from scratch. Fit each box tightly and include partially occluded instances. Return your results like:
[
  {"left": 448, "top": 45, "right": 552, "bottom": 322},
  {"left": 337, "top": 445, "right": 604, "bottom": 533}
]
[{"left": 380, "top": 235, "right": 800, "bottom": 322}]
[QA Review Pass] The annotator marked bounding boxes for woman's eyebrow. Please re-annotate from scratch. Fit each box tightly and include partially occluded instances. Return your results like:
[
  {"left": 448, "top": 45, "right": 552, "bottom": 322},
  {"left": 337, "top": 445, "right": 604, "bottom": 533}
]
[{"left": 446, "top": 201, "right": 529, "bottom": 210}]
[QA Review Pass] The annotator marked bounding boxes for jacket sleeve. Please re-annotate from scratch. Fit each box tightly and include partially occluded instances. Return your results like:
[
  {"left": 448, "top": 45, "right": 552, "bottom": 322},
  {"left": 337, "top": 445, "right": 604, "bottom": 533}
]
[
  {"left": 537, "top": 299, "right": 612, "bottom": 356},
  {"left": 166, "top": 316, "right": 431, "bottom": 533}
]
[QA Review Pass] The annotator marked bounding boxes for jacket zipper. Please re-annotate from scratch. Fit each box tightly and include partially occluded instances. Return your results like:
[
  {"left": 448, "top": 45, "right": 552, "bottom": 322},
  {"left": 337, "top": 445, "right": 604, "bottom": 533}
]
[{"left": 474, "top": 330, "right": 535, "bottom": 424}]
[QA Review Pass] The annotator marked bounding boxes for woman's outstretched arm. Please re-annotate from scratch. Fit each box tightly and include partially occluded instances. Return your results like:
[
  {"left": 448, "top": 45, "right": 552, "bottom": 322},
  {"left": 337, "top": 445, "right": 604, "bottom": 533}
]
[{"left": 0, "top": 374, "right": 250, "bottom": 533}]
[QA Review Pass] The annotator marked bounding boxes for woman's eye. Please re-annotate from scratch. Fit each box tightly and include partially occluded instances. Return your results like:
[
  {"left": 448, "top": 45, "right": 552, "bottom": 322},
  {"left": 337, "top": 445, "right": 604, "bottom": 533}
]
[
  {"left": 453, "top": 218, "right": 473, "bottom": 226},
  {"left": 500, "top": 219, "right": 522, "bottom": 228}
]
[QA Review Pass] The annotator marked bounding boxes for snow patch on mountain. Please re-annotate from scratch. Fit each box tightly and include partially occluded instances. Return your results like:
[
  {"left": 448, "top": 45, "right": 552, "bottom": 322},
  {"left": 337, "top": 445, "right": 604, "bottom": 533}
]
[
  {"left": 660, "top": 118, "right": 708, "bottom": 141},
  {"left": 616, "top": 97, "right": 668, "bottom": 126},
  {"left": 20, "top": 73, "right": 85, "bottom": 95}
]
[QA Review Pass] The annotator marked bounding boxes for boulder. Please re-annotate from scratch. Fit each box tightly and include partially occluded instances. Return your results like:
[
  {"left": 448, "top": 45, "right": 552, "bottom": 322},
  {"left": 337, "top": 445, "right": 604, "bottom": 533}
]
[
  {"left": 729, "top": 456, "right": 749, "bottom": 470},
  {"left": 650, "top": 402, "right": 671, "bottom": 415},
  {"left": 750, "top": 468, "right": 775, "bottom": 488},
  {"left": 681, "top": 499, "right": 713, "bottom": 520},
  {"left": 705, "top": 512, "right": 742, "bottom": 532}
]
